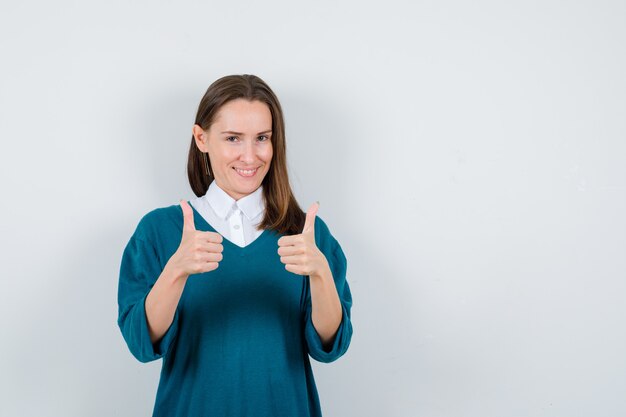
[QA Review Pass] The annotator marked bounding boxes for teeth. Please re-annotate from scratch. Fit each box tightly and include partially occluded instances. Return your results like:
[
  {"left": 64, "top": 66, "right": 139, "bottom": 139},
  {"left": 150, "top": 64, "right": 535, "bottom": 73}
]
[{"left": 235, "top": 167, "right": 257, "bottom": 175}]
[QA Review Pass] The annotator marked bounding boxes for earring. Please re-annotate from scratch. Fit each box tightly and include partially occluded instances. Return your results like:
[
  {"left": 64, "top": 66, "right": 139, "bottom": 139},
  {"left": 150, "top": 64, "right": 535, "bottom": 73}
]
[{"left": 203, "top": 152, "right": 212, "bottom": 177}]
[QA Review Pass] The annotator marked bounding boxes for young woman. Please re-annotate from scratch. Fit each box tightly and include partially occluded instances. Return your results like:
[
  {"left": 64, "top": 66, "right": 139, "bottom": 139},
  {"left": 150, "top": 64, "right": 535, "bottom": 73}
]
[{"left": 117, "top": 74, "right": 353, "bottom": 416}]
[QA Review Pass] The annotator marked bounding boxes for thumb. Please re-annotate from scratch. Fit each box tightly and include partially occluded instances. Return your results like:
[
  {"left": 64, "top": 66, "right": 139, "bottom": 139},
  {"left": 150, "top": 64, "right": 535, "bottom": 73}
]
[
  {"left": 179, "top": 199, "right": 196, "bottom": 232},
  {"left": 302, "top": 201, "right": 319, "bottom": 234}
]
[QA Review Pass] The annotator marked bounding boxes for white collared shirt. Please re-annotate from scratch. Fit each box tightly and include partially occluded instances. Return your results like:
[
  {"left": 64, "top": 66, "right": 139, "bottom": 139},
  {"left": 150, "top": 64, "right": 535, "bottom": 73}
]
[{"left": 188, "top": 181, "right": 265, "bottom": 248}]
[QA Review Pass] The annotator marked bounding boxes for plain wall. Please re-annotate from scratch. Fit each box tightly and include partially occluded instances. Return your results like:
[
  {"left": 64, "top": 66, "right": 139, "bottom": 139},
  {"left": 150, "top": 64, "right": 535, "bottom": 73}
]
[{"left": 1, "top": 0, "right": 625, "bottom": 416}]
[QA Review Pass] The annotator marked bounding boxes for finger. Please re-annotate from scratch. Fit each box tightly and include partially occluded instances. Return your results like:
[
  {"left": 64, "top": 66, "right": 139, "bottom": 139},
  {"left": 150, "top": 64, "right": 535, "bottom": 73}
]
[
  {"left": 202, "top": 251, "right": 223, "bottom": 263},
  {"left": 180, "top": 199, "right": 196, "bottom": 232},
  {"left": 203, "top": 261, "right": 220, "bottom": 273},
  {"left": 198, "top": 241, "right": 224, "bottom": 254},
  {"left": 283, "top": 263, "right": 302, "bottom": 275},
  {"left": 197, "top": 230, "right": 223, "bottom": 244},
  {"left": 302, "top": 201, "right": 319, "bottom": 234},
  {"left": 277, "top": 245, "right": 304, "bottom": 256},
  {"left": 277, "top": 234, "right": 301, "bottom": 247},
  {"left": 279, "top": 254, "right": 302, "bottom": 265}
]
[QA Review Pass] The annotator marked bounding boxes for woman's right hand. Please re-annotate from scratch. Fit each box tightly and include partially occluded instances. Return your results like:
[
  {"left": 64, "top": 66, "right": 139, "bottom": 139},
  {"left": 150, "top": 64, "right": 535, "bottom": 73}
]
[{"left": 166, "top": 199, "right": 224, "bottom": 280}]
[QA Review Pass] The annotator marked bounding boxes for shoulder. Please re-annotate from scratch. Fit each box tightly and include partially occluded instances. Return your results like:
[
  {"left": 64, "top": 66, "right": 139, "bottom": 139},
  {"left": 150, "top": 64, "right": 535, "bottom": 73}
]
[
  {"left": 311, "top": 213, "right": 348, "bottom": 276},
  {"left": 132, "top": 203, "right": 183, "bottom": 243},
  {"left": 311, "top": 213, "right": 341, "bottom": 254}
]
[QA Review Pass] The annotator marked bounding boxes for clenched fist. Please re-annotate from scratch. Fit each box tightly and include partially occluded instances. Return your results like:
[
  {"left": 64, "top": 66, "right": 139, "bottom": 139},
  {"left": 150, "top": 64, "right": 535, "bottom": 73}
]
[
  {"left": 277, "top": 201, "right": 329, "bottom": 277},
  {"left": 166, "top": 199, "right": 224, "bottom": 278}
]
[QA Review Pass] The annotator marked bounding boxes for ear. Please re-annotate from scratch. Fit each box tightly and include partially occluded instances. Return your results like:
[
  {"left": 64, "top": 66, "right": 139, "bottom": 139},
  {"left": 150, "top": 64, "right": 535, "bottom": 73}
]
[{"left": 192, "top": 124, "right": 210, "bottom": 152}]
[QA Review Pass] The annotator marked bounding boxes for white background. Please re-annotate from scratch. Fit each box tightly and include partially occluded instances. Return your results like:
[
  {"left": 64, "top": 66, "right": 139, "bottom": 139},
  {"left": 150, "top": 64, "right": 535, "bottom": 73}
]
[{"left": 1, "top": 0, "right": 625, "bottom": 416}]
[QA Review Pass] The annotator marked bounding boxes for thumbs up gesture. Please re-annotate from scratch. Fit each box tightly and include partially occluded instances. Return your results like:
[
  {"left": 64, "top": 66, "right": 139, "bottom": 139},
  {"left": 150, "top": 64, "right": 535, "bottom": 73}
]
[
  {"left": 277, "top": 202, "right": 330, "bottom": 278},
  {"left": 166, "top": 199, "right": 224, "bottom": 279}
]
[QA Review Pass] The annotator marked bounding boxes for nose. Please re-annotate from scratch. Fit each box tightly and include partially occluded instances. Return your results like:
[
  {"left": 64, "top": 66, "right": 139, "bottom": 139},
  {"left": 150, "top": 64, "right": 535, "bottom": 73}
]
[{"left": 240, "top": 139, "right": 256, "bottom": 163}]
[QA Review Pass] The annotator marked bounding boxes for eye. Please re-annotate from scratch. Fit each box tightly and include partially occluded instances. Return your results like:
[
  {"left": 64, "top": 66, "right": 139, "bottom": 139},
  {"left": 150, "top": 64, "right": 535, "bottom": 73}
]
[
  {"left": 258, "top": 135, "right": 269, "bottom": 141},
  {"left": 226, "top": 136, "right": 238, "bottom": 142}
]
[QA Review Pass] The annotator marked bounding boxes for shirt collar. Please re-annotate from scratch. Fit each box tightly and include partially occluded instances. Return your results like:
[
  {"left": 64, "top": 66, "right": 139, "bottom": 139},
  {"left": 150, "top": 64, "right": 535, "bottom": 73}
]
[{"left": 205, "top": 181, "right": 265, "bottom": 221}]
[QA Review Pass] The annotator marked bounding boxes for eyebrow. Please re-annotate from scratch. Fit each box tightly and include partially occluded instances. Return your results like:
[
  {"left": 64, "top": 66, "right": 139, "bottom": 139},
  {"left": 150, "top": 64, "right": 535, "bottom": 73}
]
[{"left": 220, "top": 130, "right": 272, "bottom": 135}]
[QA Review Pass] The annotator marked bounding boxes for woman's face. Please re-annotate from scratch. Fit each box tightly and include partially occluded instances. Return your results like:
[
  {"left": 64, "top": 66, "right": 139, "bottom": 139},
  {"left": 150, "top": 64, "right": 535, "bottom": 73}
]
[{"left": 193, "top": 98, "right": 273, "bottom": 201}]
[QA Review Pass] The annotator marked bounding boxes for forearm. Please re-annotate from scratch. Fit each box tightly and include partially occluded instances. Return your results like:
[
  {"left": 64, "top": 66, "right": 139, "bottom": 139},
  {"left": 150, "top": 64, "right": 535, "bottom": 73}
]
[
  {"left": 145, "top": 264, "right": 188, "bottom": 345},
  {"left": 310, "top": 265, "right": 343, "bottom": 350}
]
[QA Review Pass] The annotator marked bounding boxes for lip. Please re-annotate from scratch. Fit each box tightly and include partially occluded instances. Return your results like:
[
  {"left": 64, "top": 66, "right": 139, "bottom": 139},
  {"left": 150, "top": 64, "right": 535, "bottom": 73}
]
[{"left": 233, "top": 166, "right": 260, "bottom": 178}]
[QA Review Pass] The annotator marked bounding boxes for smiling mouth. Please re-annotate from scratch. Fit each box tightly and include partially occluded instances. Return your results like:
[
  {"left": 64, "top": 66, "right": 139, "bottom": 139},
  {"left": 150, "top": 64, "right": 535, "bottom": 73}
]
[{"left": 233, "top": 167, "right": 259, "bottom": 177}]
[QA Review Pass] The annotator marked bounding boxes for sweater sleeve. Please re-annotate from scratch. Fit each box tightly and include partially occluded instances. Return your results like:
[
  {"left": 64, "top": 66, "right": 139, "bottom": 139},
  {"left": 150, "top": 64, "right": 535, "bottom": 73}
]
[
  {"left": 117, "top": 231, "right": 180, "bottom": 363},
  {"left": 303, "top": 236, "right": 353, "bottom": 363}
]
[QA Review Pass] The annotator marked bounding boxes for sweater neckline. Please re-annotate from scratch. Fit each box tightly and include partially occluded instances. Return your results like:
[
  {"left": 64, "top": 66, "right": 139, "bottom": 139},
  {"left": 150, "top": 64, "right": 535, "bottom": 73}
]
[{"left": 187, "top": 200, "right": 272, "bottom": 252}]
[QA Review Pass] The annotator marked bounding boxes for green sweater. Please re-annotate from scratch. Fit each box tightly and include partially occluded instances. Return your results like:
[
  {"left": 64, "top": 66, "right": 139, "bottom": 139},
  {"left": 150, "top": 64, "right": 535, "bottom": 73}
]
[{"left": 117, "top": 202, "right": 353, "bottom": 416}]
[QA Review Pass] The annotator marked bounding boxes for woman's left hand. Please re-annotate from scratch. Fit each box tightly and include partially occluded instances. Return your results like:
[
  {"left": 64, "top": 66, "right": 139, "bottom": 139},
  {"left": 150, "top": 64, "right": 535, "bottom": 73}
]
[{"left": 277, "top": 202, "right": 330, "bottom": 277}]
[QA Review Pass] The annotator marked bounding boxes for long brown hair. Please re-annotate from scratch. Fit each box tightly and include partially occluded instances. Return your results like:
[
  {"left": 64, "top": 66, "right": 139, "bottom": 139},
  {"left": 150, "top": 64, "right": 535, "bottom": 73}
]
[{"left": 187, "top": 74, "right": 306, "bottom": 236}]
